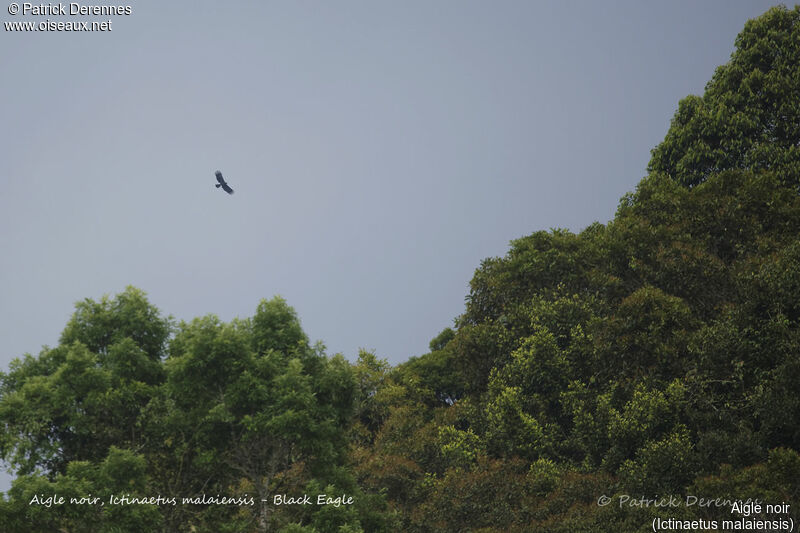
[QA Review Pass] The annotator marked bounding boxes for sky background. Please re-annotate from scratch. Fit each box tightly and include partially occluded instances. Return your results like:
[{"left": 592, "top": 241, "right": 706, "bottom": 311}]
[{"left": 0, "top": 0, "right": 783, "bottom": 492}]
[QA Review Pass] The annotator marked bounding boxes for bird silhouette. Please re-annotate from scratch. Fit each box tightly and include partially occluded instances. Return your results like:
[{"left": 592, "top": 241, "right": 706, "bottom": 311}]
[{"left": 215, "top": 171, "right": 234, "bottom": 194}]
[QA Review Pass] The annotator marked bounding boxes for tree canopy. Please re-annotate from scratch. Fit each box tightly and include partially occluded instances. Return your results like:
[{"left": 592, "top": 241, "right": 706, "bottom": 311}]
[
  {"left": 649, "top": 6, "right": 800, "bottom": 188},
  {"left": 1, "top": 288, "right": 396, "bottom": 532}
]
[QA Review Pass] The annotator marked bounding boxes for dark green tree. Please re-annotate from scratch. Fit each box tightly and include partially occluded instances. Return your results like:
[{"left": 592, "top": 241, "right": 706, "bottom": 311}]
[{"left": 649, "top": 5, "right": 800, "bottom": 188}]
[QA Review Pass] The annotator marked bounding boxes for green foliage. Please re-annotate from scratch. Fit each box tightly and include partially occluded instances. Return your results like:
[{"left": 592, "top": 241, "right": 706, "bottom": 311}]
[
  {"left": 593, "top": 286, "right": 694, "bottom": 383},
  {"left": 604, "top": 381, "right": 687, "bottom": 471},
  {"left": 462, "top": 229, "right": 600, "bottom": 327},
  {"left": 617, "top": 426, "right": 695, "bottom": 494},
  {"left": 428, "top": 327, "right": 455, "bottom": 352},
  {"left": 252, "top": 295, "right": 309, "bottom": 355},
  {"left": 690, "top": 447, "right": 800, "bottom": 522},
  {"left": 0, "top": 447, "right": 162, "bottom": 533},
  {"left": 0, "top": 288, "right": 169, "bottom": 477},
  {"left": 346, "top": 7, "right": 800, "bottom": 531},
  {"left": 60, "top": 285, "right": 172, "bottom": 360},
  {"left": 649, "top": 5, "right": 800, "bottom": 188},
  {"left": 437, "top": 425, "right": 484, "bottom": 470},
  {"left": 0, "top": 291, "right": 391, "bottom": 532},
  {"left": 484, "top": 385, "right": 548, "bottom": 460},
  {"left": 393, "top": 347, "right": 466, "bottom": 407}
]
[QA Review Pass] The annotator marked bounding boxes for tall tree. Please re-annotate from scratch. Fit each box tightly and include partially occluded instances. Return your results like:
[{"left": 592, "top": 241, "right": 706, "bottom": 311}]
[{"left": 649, "top": 5, "right": 800, "bottom": 188}]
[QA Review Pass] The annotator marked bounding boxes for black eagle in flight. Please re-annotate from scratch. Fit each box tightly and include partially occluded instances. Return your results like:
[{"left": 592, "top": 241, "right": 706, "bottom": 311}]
[{"left": 215, "top": 171, "right": 234, "bottom": 195}]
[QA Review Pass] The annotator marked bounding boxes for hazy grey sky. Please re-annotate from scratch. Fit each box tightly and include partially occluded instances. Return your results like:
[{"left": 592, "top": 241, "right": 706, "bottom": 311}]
[{"left": 0, "top": 1, "right": 783, "bottom": 490}]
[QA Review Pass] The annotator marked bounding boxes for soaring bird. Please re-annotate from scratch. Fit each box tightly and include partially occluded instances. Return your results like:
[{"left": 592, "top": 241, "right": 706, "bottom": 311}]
[{"left": 215, "top": 171, "right": 234, "bottom": 195}]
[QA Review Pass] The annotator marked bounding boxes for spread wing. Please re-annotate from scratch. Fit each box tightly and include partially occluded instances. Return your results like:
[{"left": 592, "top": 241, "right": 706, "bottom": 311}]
[{"left": 215, "top": 170, "right": 234, "bottom": 194}]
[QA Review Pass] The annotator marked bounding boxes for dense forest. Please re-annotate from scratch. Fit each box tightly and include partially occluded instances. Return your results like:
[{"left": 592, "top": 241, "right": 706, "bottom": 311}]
[{"left": 2, "top": 6, "right": 800, "bottom": 532}]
